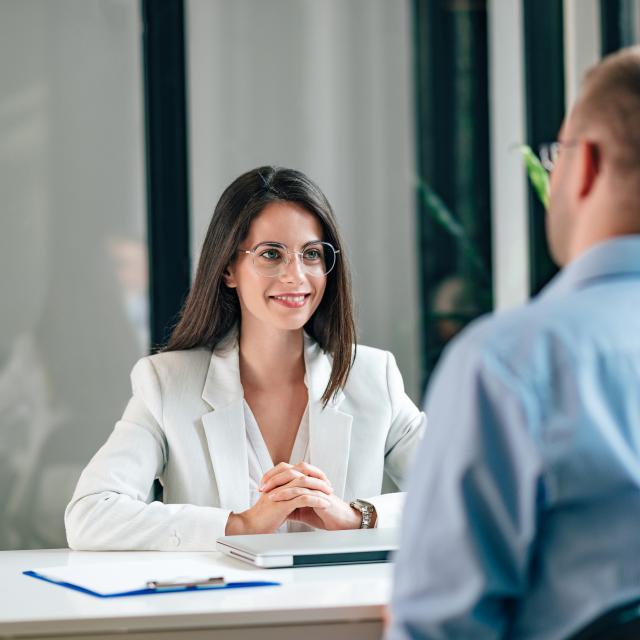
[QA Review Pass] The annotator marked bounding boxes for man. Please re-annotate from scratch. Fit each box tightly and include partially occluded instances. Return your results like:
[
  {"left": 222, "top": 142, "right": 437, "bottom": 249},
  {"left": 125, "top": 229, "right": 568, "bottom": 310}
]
[{"left": 389, "top": 46, "right": 640, "bottom": 640}]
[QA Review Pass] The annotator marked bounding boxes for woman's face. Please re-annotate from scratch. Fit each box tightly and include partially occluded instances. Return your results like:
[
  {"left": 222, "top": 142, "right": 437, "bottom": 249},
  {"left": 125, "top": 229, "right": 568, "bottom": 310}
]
[{"left": 225, "top": 201, "right": 328, "bottom": 333}]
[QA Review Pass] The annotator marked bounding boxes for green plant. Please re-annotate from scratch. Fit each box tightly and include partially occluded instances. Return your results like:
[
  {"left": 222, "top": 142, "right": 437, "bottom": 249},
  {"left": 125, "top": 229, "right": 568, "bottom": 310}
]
[
  {"left": 417, "top": 178, "right": 490, "bottom": 285},
  {"left": 417, "top": 177, "right": 493, "bottom": 324},
  {"left": 518, "top": 144, "right": 550, "bottom": 208}
]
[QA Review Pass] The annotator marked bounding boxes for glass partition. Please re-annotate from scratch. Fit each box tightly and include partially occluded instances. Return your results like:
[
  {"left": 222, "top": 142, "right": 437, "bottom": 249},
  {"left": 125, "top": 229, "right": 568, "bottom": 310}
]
[{"left": 0, "top": 0, "right": 147, "bottom": 549}]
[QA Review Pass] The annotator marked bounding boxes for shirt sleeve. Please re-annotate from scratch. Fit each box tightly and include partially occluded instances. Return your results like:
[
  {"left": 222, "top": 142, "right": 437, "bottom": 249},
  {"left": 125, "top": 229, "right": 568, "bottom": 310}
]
[
  {"left": 388, "top": 334, "right": 543, "bottom": 639},
  {"left": 64, "top": 357, "right": 231, "bottom": 551}
]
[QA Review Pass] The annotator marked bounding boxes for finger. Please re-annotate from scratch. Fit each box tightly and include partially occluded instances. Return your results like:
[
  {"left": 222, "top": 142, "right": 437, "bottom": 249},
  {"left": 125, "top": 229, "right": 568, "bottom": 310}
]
[
  {"left": 290, "top": 493, "right": 331, "bottom": 510},
  {"left": 260, "top": 462, "right": 293, "bottom": 485},
  {"left": 259, "top": 468, "right": 305, "bottom": 492},
  {"left": 280, "top": 475, "right": 333, "bottom": 495},
  {"left": 291, "top": 462, "right": 330, "bottom": 483},
  {"left": 269, "top": 487, "right": 332, "bottom": 502},
  {"left": 288, "top": 507, "right": 326, "bottom": 528},
  {"left": 269, "top": 487, "right": 315, "bottom": 501}
]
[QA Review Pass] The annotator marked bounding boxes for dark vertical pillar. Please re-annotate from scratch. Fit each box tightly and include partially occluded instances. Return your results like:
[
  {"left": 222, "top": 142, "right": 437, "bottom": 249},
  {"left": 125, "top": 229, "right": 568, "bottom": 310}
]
[
  {"left": 601, "top": 0, "right": 623, "bottom": 55},
  {"left": 142, "top": 0, "right": 191, "bottom": 350},
  {"left": 412, "top": 0, "right": 492, "bottom": 388},
  {"left": 601, "top": 0, "right": 636, "bottom": 55},
  {"left": 523, "top": 0, "right": 565, "bottom": 295}
]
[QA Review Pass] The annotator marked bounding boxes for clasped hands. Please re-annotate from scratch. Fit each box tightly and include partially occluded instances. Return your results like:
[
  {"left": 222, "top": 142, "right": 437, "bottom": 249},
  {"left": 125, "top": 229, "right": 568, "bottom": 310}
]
[{"left": 225, "top": 461, "right": 362, "bottom": 535}]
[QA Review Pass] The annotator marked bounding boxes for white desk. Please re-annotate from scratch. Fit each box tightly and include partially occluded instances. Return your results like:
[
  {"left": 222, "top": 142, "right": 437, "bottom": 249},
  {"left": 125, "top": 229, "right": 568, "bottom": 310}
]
[{"left": 0, "top": 549, "right": 391, "bottom": 640}]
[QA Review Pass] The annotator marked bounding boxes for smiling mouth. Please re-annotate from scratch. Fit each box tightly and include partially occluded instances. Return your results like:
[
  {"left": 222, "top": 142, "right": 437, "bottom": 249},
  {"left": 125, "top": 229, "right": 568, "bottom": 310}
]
[{"left": 269, "top": 293, "right": 311, "bottom": 308}]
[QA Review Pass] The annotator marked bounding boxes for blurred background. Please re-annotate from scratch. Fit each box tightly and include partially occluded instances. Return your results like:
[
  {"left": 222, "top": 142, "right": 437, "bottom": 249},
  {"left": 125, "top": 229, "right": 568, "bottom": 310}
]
[{"left": 1, "top": 0, "right": 639, "bottom": 550}]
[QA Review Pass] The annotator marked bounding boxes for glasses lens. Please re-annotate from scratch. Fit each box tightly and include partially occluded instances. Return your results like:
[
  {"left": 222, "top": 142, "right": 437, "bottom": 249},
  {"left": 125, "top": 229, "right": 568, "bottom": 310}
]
[
  {"left": 302, "top": 242, "right": 336, "bottom": 276},
  {"left": 250, "top": 242, "right": 338, "bottom": 277},
  {"left": 539, "top": 142, "right": 560, "bottom": 173},
  {"left": 539, "top": 144, "right": 552, "bottom": 172},
  {"left": 252, "top": 243, "right": 286, "bottom": 276},
  {"left": 550, "top": 142, "right": 560, "bottom": 168}
]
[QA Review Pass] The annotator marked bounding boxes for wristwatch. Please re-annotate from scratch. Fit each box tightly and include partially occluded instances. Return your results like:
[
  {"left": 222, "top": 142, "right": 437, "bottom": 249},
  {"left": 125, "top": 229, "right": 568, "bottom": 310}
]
[{"left": 349, "top": 499, "right": 376, "bottom": 529}]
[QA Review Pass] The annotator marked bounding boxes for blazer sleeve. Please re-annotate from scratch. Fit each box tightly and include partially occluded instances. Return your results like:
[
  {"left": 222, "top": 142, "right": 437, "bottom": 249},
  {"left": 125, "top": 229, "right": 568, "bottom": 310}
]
[
  {"left": 64, "top": 357, "right": 231, "bottom": 551},
  {"left": 366, "top": 352, "right": 426, "bottom": 528}
]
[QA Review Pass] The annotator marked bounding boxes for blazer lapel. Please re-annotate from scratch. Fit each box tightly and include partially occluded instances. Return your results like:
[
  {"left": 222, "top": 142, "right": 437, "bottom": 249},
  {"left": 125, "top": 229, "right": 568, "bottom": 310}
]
[
  {"left": 304, "top": 336, "right": 353, "bottom": 499},
  {"left": 201, "top": 337, "right": 250, "bottom": 513}
]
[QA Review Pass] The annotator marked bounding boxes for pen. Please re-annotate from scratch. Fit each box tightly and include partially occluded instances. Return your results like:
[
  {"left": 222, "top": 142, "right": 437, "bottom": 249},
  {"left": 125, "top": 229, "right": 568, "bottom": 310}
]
[{"left": 147, "top": 576, "right": 225, "bottom": 589}]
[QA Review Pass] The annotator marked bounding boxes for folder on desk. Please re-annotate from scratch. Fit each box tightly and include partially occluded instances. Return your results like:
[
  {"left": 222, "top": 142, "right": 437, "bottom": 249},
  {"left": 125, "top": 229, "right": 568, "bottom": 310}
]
[{"left": 23, "top": 559, "right": 280, "bottom": 598}]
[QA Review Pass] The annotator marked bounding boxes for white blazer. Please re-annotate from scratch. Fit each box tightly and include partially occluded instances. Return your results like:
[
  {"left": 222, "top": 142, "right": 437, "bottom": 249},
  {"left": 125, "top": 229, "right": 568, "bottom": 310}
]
[{"left": 65, "top": 334, "right": 425, "bottom": 551}]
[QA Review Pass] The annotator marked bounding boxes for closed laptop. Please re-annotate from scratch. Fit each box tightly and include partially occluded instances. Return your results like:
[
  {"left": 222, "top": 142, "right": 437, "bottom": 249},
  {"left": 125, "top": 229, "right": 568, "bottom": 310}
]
[{"left": 216, "top": 528, "right": 399, "bottom": 568}]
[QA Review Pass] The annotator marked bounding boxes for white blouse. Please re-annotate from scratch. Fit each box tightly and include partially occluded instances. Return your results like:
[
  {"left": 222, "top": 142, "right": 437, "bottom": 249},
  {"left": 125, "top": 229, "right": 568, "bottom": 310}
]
[{"left": 243, "top": 400, "right": 311, "bottom": 532}]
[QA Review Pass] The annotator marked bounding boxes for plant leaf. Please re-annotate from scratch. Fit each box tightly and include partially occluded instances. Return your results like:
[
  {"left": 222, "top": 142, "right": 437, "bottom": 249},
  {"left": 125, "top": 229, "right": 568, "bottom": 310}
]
[
  {"left": 417, "top": 178, "right": 490, "bottom": 284},
  {"left": 518, "top": 144, "right": 550, "bottom": 208}
]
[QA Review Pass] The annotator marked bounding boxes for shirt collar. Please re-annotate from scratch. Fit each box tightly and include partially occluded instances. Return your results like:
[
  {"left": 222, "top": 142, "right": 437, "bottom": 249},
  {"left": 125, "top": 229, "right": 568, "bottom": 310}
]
[{"left": 540, "top": 235, "right": 640, "bottom": 301}]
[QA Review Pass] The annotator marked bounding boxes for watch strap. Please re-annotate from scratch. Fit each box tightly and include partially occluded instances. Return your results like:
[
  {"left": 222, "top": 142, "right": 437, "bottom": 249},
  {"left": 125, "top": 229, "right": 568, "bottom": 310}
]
[{"left": 350, "top": 499, "right": 376, "bottom": 529}]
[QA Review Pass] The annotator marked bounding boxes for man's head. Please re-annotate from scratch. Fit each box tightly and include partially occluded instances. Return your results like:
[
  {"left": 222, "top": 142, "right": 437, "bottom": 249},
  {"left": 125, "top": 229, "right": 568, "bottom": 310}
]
[{"left": 547, "top": 45, "right": 640, "bottom": 266}]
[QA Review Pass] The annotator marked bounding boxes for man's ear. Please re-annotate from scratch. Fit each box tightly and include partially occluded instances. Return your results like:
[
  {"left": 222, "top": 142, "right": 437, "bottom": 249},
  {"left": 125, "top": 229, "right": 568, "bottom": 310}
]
[
  {"left": 577, "top": 140, "right": 600, "bottom": 199},
  {"left": 222, "top": 265, "right": 237, "bottom": 288}
]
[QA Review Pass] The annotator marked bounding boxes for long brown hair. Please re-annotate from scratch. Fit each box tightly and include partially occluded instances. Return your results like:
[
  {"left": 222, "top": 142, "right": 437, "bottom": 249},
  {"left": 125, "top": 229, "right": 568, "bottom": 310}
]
[{"left": 165, "top": 166, "right": 357, "bottom": 404}]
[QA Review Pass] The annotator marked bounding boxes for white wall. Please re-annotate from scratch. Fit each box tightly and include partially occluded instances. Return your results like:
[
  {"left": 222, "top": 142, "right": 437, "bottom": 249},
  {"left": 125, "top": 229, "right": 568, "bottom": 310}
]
[
  {"left": 186, "top": 0, "right": 421, "bottom": 401},
  {"left": 564, "top": 0, "right": 600, "bottom": 108},
  {"left": 488, "top": 0, "right": 530, "bottom": 311}
]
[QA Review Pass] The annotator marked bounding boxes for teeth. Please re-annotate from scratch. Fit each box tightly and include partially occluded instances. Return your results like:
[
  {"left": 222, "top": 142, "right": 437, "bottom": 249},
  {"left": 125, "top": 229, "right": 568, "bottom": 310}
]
[{"left": 274, "top": 295, "right": 306, "bottom": 302}]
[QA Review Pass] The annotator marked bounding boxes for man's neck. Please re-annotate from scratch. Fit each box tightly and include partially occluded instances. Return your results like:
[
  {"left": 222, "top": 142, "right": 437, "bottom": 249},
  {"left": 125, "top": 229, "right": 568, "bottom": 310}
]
[
  {"left": 238, "top": 326, "right": 305, "bottom": 392},
  {"left": 566, "top": 189, "right": 640, "bottom": 264},
  {"left": 568, "top": 222, "right": 640, "bottom": 264}
]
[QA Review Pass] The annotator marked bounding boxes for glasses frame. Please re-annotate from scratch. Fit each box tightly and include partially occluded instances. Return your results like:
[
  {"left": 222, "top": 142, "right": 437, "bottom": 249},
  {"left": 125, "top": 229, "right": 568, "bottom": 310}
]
[
  {"left": 539, "top": 140, "right": 579, "bottom": 172},
  {"left": 237, "top": 240, "right": 340, "bottom": 278}
]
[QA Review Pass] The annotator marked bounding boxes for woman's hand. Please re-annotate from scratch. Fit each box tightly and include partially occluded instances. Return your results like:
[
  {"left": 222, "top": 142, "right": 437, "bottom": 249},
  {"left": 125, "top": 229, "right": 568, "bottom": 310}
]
[
  {"left": 261, "top": 461, "right": 363, "bottom": 530},
  {"left": 269, "top": 487, "right": 363, "bottom": 530},
  {"left": 225, "top": 462, "right": 334, "bottom": 535},
  {"left": 259, "top": 462, "right": 332, "bottom": 494},
  {"left": 225, "top": 486, "right": 331, "bottom": 535}
]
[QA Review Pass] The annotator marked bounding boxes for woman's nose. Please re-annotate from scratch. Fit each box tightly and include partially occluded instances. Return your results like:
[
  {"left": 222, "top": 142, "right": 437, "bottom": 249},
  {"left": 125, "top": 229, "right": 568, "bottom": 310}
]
[{"left": 279, "top": 252, "right": 305, "bottom": 282}]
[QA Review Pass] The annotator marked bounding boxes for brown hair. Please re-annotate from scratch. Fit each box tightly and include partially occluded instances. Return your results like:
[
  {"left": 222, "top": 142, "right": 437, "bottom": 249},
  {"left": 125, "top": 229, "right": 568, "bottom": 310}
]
[
  {"left": 165, "top": 166, "right": 357, "bottom": 405},
  {"left": 573, "top": 45, "right": 640, "bottom": 175}
]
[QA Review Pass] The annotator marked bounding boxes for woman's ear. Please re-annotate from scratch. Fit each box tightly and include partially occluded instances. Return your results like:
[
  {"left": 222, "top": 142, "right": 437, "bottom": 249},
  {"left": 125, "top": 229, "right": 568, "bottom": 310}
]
[{"left": 222, "top": 265, "right": 237, "bottom": 288}]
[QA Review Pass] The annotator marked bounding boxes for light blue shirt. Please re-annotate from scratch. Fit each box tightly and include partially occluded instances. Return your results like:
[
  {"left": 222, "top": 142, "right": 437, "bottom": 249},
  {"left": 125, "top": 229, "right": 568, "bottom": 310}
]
[{"left": 389, "top": 236, "right": 640, "bottom": 640}]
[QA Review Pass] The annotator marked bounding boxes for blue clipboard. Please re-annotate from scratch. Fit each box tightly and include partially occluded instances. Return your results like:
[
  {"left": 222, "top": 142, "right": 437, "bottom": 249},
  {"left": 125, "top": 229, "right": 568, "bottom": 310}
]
[{"left": 23, "top": 570, "right": 280, "bottom": 598}]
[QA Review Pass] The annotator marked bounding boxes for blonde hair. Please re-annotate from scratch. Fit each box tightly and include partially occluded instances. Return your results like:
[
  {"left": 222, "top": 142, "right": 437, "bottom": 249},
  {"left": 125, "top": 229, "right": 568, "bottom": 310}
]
[{"left": 572, "top": 45, "right": 640, "bottom": 174}]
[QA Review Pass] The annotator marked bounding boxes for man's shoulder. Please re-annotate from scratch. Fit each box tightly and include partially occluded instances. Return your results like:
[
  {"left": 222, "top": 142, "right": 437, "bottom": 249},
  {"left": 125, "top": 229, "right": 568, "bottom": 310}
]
[{"left": 444, "top": 293, "right": 593, "bottom": 384}]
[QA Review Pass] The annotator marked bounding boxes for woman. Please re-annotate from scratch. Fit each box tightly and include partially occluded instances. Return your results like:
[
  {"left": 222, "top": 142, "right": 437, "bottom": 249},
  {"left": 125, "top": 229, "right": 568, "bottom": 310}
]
[{"left": 65, "top": 167, "right": 425, "bottom": 551}]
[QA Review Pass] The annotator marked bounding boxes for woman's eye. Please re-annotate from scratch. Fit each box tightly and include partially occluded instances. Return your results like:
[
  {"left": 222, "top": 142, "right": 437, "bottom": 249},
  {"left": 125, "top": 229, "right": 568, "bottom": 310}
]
[
  {"left": 260, "top": 249, "right": 281, "bottom": 261},
  {"left": 304, "top": 249, "right": 322, "bottom": 261}
]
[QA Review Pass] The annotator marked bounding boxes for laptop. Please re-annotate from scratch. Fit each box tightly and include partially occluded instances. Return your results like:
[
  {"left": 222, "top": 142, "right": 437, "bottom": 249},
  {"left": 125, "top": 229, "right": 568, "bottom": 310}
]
[{"left": 216, "top": 528, "right": 399, "bottom": 568}]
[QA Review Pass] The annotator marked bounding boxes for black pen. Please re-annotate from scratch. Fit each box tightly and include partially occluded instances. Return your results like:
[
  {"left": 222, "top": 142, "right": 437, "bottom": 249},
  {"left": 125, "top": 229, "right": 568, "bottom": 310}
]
[{"left": 147, "top": 576, "right": 225, "bottom": 590}]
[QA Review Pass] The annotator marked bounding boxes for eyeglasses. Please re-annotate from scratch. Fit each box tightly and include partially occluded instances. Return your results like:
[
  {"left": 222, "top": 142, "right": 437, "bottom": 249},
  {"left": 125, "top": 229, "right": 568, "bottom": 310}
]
[
  {"left": 539, "top": 140, "right": 579, "bottom": 172},
  {"left": 237, "top": 241, "right": 340, "bottom": 278}
]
